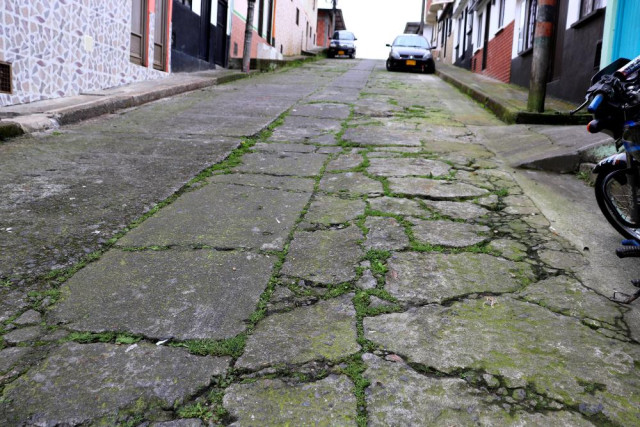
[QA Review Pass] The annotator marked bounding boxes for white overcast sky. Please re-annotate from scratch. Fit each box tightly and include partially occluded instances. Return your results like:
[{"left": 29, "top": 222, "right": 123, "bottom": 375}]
[{"left": 318, "top": 0, "right": 424, "bottom": 59}]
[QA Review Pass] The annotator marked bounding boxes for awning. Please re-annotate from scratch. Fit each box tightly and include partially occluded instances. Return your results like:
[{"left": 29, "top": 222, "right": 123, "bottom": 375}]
[{"left": 429, "top": 0, "right": 454, "bottom": 13}]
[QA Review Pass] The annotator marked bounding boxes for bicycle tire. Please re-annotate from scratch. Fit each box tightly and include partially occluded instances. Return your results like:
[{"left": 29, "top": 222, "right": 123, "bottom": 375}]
[{"left": 594, "top": 166, "right": 640, "bottom": 241}]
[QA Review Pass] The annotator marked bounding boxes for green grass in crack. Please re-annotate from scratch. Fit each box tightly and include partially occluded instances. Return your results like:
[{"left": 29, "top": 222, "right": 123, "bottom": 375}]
[
  {"left": 27, "top": 289, "right": 61, "bottom": 308},
  {"left": 394, "top": 105, "right": 429, "bottom": 120},
  {"left": 171, "top": 335, "right": 246, "bottom": 359},
  {"left": 364, "top": 249, "right": 391, "bottom": 276},
  {"left": 494, "top": 188, "right": 509, "bottom": 197},
  {"left": 351, "top": 152, "right": 371, "bottom": 173},
  {"left": 65, "top": 331, "right": 142, "bottom": 345}
]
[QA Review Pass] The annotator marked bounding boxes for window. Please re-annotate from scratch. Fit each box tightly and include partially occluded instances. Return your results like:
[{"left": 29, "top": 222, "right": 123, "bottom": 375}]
[
  {"left": 498, "top": 0, "right": 506, "bottom": 28},
  {"left": 0, "top": 62, "right": 12, "bottom": 94},
  {"left": 130, "top": 0, "right": 147, "bottom": 65},
  {"left": 477, "top": 13, "right": 483, "bottom": 48},
  {"left": 296, "top": 8, "right": 299, "bottom": 25},
  {"left": 580, "top": 0, "right": 606, "bottom": 18},
  {"left": 518, "top": 0, "right": 537, "bottom": 53}
]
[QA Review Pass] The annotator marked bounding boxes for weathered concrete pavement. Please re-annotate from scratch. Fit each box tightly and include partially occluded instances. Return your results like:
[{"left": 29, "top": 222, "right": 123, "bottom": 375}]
[{"left": 2, "top": 59, "right": 640, "bottom": 425}]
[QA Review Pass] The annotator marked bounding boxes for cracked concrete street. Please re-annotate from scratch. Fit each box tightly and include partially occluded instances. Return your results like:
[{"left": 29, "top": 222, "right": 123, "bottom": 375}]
[{"left": 2, "top": 59, "right": 640, "bottom": 425}]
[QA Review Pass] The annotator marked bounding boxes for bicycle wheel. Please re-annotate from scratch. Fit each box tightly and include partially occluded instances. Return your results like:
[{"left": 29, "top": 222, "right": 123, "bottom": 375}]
[{"left": 595, "top": 166, "right": 640, "bottom": 241}]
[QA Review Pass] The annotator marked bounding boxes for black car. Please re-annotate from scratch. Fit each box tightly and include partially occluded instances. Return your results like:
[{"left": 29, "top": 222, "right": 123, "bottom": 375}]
[
  {"left": 328, "top": 30, "right": 357, "bottom": 58},
  {"left": 386, "top": 34, "right": 435, "bottom": 73}
]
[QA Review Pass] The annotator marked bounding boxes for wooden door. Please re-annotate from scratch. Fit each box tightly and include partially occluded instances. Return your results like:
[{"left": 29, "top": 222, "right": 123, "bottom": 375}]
[
  {"left": 131, "top": 0, "right": 147, "bottom": 65},
  {"left": 215, "top": 0, "right": 228, "bottom": 66},
  {"left": 153, "top": 0, "right": 168, "bottom": 70}
]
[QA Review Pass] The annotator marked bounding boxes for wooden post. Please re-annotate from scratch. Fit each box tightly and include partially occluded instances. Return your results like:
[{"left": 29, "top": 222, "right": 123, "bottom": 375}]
[
  {"left": 242, "top": 0, "right": 256, "bottom": 73},
  {"left": 527, "top": 0, "right": 557, "bottom": 112}
]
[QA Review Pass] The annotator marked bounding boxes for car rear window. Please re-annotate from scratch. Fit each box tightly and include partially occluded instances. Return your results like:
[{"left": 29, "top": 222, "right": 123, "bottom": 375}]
[
  {"left": 393, "top": 36, "right": 429, "bottom": 49},
  {"left": 333, "top": 32, "right": 355, "bottom": 41}
]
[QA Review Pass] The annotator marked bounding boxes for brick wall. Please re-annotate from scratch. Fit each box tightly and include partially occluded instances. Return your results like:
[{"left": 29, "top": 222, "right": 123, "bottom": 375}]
[{"left": 470, "top": 20, "right": 514, "bottom": 83}]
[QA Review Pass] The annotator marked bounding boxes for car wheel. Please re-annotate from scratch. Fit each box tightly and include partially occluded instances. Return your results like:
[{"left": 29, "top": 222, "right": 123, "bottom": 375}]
[
  {"left": 328, "top": 52, "right": 335, "bottom": 59},
  {"left": 386, "top": 60, "right": 393, "bottom": 71},
  {"left": 349, "top": 53, "right": 354, "bottom": 59},
  {"left": 426, "top": 64, "right": 436, "bottom": 74}
]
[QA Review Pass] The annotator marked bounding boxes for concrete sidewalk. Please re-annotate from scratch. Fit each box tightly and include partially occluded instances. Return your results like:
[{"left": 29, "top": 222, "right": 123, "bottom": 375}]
[
  {"left": 436, "top": 63, "right": 615, "bottom": 173},
  {"left": 436, "top": 63, "right": 591, "bottom": 125}
]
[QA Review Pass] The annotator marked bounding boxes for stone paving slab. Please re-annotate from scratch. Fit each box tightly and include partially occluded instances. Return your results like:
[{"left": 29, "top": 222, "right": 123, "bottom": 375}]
[
  {"left": 252, "top": 142, "right": 318, "bottom": 153},
  {"left": 388, "top": 177, "right": 490, "bottom": 199},
  {"left": 0, "top": 129, "right": 241, "bottom": 283},
  {"left": 232, "top": 152, "right": 328, "bottom": 177},
  {"left": 208, "top": 173, "right": 315, "bottom": 193},
  {"left": 308, "top": 88, "right": 361, "bottom": 104},
  {"left": 319, "top": 172, "right": 383, "bottom": 196},
  {"left": 342, "top": 127, "right": 422, "bottom": 146},
  {"left": 362, "top": 353, "right": 593, "bottom": 426},
  {"left": 236, "top": 295, "right": 359, "bottom": 370},
  {"left": 368, "top": 196, "right": 428, "bottom": 217},
  {"left": 49, "top": 249, "right": 274, "bottom": 340},
  {"left": 364, "top": 298, "right": 640, "bottom": 425},
  {"left": 325, "top": 153, "right": 364, "bottom": 171},
  {"left": 281, "top": 227, "right": 364, "bottom": 285},
  {"left": 290, "top": 103, "right": 351, "bottom": 120},
  {"left": 410, "top": 219, "right": 490, "bottom": 247},
  {"left": 118, "top": 183, "right": 309, "bottom": 250},
  {"left": 367, "top": 157, "right": 451, "bottom": 177},
  {"left": 224, "top": 375, "right": 357, "bottom": 426},
  {"left": 517, "top": 275, "right": 624, "bottom": 327},
  {"left": 385, "top": 252, "right": 534, "bottom": 304},
  {"left": 364, "top": 217, "right": 409, "bottom": 250},
  {"left": 0, "top": 343, "right": 230, "bottom": 426},
  {"left": 302, "top": 195, "right": 366, "bottom": 226},
  {"left": 423, "top": 200, "right": 490, "bottom": 220},
  {"left": 487, "top": 238, "right": 528, "bottom": 261},
  {"left": 0, "top": 347, "right": 31, "bottom": 374},
  {"left": 268, "top": 116, "right": 342, "bottom": 143}
]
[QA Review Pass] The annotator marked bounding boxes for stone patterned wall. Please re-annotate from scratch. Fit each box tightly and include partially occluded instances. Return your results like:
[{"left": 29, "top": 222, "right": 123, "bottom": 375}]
[{"left": 0, "top": 0, "right": 170, "bottom": 107}]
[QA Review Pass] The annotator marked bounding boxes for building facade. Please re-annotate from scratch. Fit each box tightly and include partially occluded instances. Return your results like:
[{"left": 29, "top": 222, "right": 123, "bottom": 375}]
[
  {"left": 1, "top": 0, "right": 172, "bottom": 107},
  {"left": 171, "top": 0, "right": 231, "bottom": 71},
  {"left": 317, "top": 8, "right": 345, "bottom": 48},
  {"left": 426, "top": 0, "right": 614, "bottom": 103},
  {"left": 229, "top": 0, "right": 318, "bottom": 61}
]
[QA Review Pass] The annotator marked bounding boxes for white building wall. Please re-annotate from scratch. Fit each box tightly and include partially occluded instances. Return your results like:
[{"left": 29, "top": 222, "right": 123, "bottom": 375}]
[{"left": 1, "top": 0, "right": 168, "bottom": 107}]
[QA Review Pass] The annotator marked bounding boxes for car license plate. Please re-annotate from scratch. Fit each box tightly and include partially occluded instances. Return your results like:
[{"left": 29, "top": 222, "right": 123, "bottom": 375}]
[
  {"left": 406, "top": 60, "right": 416, "bottom": 66},
  {"left": 338, "top": 50, "right": 345, "bottom": 55}
]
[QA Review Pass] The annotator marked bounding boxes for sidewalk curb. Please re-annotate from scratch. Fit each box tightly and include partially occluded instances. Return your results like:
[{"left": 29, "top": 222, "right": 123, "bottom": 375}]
[
  {"left": 436, "top": 68, "right": 590, "bottom": 126},
  {"left": 0, "top": 56, "right": 316, "bottom": 141}
]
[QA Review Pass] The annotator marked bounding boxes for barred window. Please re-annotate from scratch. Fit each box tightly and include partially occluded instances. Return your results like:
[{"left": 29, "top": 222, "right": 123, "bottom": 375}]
[{"left": 580, "top": 0, "right": 607, "bottom": 18}]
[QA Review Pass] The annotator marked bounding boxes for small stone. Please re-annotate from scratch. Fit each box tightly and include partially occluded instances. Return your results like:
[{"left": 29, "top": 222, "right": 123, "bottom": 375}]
[
  {"left": 579, "top": 402, "right": 604, "bottom": 416},
  {"left": 41, "top": 329, "right": 70, "bottom": 342},
  {"left": 482, "top": 374, "right": 500, "bottom": 388},
  {"left": 512, "top": 389, "right": 527, "bottom": 401},
  {"left": 356, "top": 270, "right": 377, "bottom": 290},
  {"left": 369, "top": 296, "right": 393, "bottom": 310},
  {"left": 3, "top": 326, "right": 46, "bottom": 344}
]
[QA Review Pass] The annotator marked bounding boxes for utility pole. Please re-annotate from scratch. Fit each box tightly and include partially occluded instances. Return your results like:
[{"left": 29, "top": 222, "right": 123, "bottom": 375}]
[
  {"left": 527, "top": 0, "right": 557, "bottom": 112},
  {"left": 242, "top": 0, "right": 256, "bottom": 73},
  {"left": 419, "top": 0, "right": 426, "bottom": 34},
  {"left": 332, "top": 0, "right": 337, "bottom": 34}
]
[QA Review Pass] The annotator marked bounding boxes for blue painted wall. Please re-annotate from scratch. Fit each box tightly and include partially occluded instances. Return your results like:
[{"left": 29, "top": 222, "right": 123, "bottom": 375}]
[{"left": 612, "top": 0, "right": 640, "bottom": 60}]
